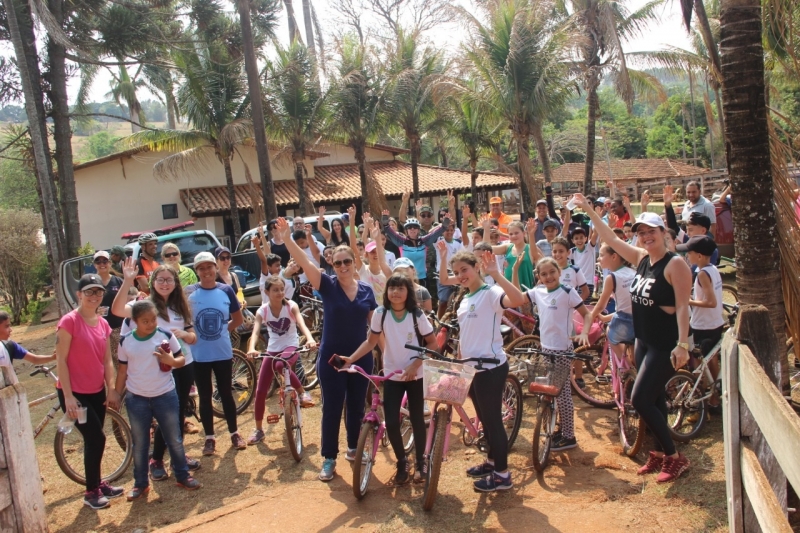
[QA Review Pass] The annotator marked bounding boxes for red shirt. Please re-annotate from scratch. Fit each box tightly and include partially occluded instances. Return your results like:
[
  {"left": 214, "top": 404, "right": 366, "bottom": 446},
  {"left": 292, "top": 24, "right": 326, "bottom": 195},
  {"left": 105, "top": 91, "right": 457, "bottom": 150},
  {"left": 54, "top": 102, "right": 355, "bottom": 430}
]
[
  {"left": 136, "top": 257, "right": 160, "bottom": 294},
  {"left": 57, "top": 310, "right": 111, "bottom": 394},
  {"left": 614, "top": 212, "right": 631, "bottom": 229}
]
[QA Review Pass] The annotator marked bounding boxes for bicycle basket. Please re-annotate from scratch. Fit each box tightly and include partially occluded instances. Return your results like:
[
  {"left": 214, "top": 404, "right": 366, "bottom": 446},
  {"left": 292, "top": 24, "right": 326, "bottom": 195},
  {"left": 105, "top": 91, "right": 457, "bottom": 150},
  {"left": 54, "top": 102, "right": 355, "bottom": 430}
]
[
  {"left": 422, "top": 359, "right": 477, "bottom": 406},
  {"left": 525, "top": 355, "right": 571, "bottom": 397}
]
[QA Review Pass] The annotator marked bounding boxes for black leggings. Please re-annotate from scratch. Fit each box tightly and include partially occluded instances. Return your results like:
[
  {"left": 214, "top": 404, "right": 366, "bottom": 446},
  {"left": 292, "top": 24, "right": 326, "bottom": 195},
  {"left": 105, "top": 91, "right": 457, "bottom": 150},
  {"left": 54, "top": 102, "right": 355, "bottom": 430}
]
[
  {"left": 153, "top": 362, "right": 194, "bottom": 461},
  {"left": 58, "top": 388, "right": 106, "bottom": 491},
  {"left": 631, "top": 341, "right": 676, "bottom": 456},
  {"left": 468, "top": 362, "right": 509, "bottom": 472},
  {"left": 383, "top": 378, "right": 427, "bottom": 468},
  {"left": 194, "top": 359, "right": 237, "bottom": 436}
]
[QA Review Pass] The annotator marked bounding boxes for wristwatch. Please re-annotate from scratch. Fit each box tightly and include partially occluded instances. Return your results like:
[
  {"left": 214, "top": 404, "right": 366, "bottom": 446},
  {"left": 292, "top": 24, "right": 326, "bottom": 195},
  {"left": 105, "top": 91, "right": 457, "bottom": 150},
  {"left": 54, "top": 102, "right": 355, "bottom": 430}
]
[{"left": 676, "top": 342, "right": 690, "bottom": 351}]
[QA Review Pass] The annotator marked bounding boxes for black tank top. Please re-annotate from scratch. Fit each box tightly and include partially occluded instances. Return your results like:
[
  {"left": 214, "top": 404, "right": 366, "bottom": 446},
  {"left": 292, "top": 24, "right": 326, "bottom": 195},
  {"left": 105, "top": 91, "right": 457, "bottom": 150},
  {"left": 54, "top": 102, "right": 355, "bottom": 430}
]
[{"left": 630, "top": 251, "right": 679, "bottom": 350}]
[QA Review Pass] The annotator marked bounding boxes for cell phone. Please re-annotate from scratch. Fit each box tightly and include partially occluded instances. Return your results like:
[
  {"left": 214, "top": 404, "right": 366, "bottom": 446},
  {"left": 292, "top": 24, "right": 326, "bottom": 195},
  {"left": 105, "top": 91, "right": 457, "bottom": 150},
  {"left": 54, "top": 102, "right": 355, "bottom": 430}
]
[{"left": 328, "top": 354, "right": 345, "bottom": 370}]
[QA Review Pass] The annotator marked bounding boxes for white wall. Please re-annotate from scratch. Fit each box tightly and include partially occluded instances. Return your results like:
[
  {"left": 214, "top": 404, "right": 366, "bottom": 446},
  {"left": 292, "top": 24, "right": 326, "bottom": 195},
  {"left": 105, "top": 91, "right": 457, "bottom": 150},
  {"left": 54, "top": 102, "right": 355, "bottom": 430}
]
[{"left": 315, "top": 144, "right": 398, "bottom": 166}]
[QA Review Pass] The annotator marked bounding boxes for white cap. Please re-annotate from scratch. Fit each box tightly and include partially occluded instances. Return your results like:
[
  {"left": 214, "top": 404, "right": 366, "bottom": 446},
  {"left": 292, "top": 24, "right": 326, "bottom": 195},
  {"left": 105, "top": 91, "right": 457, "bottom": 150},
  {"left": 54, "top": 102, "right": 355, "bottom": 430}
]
[
  {"left": 193, "top": 251, "right": 216, "bottom": 267},
  {"left": 93, "top": 250, "right": 110, "bottom": 261},
  {"left": 631, "top": 211, "right": 665, "bottom": 232}
]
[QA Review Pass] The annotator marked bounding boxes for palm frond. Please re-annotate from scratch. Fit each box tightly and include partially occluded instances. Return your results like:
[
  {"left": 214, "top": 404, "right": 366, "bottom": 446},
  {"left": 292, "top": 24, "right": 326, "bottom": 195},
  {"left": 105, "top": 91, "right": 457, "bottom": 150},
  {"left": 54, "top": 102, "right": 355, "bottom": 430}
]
[
  {"left": 124, "top": 129, "right": 212, "bottom": 152},
  {"left": 626, "top": 69, "right": 668, "bottom": 108},
  {"left": 152, "top": 146, "right": 218, "bottom": 182}
]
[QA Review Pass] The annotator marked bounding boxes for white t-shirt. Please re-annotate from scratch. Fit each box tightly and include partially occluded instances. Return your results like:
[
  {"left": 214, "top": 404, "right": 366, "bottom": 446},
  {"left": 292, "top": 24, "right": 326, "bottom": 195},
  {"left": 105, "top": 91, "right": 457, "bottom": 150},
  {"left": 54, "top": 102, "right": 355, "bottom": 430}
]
[
  {"left": 456, "top": 285, "right": 507, "bottom": 368},
  {"left": 384, "top": 251, "right": 396, "bottom": 271},
  {"left": 298, "top": 241, "right": 325, "bottom": 283},
  {"left": 559, "top": 265, "right": 587, "bottom": 291},
  {"left": 118, "top": 328, "right": 182, "bottom": 397},
  {"left": 370, "top": 307, "right": 434, "bottom": 380},
  {"left": 691, "top": 265, "right": 724, "bottom": 330},
  {"left": 122, "top": 303, "right": 194, "bottom": 364},
  {"left": 609, "top": 266, "right": 636, "bottom": 314},
  {"left": 526, "top": 285, "right": 584, "bottom": 351},
  {"left": 260, "top": 272, "right": 296, "bottom": 304},
  {"left": 434, "top": 238, "right": 465, "bottom": 274},
  {"left": 358, "top": 265, "right": 387, "bottom": 302},
  {"left": 570, "top": 244, "right": 596, "bottom": 287},
  {"left": 259, "top": 300, "right": 300, "bottom": 352}
]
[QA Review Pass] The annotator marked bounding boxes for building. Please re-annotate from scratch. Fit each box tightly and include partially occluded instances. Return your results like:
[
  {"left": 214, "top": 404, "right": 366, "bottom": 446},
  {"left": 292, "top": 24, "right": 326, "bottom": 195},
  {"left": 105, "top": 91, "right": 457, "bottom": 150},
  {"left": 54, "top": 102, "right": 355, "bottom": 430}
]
[{"left": 72, "top": 142, "right": 517, "bottom": 249}]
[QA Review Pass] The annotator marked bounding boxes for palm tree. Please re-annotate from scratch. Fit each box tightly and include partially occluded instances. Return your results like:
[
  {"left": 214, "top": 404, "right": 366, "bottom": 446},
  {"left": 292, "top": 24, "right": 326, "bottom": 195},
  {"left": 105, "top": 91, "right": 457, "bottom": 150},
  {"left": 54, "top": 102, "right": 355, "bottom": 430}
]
[
  {"left": 107, "top": 64, "right": 147, "bottom": 133},
  {"left": 385, "top": 29, "right": 447, "bottom": 202},
  {"left": 462, "top": 0, "right": 575, "bottom": 214},
  {"left": 568, "top": 0, "right": 664, "bottom": 194},
  {"left": 329, "top": 35, "right": 386, "bottom": 214},
  {"left": 126, "top": 31, "right": 253, "bottom": 242},
  {"left": 264, "top": 42, "right": 327, "bottom": 217}
]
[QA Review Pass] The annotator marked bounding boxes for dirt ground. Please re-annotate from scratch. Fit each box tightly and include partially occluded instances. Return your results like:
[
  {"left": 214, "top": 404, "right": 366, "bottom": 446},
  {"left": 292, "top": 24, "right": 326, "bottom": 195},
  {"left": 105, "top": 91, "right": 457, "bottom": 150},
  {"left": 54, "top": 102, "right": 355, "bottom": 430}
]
[{"left": 13, "top": 322, "right": 728, "bottom": 533}]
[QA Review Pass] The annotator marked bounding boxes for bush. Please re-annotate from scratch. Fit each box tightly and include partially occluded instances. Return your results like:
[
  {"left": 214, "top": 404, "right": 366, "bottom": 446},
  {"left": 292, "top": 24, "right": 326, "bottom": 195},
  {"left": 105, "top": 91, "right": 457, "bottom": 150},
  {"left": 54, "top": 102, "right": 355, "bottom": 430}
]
[{"left": 0, "top": 209, "right": 45, "bottom": 324}]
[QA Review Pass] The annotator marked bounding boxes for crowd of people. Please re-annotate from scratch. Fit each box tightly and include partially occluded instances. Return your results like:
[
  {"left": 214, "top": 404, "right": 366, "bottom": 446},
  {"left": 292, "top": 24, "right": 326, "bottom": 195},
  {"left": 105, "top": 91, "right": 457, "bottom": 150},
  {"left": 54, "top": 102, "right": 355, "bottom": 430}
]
[{"left": 6, "top": 181, "right": 728, "bottom": 508}]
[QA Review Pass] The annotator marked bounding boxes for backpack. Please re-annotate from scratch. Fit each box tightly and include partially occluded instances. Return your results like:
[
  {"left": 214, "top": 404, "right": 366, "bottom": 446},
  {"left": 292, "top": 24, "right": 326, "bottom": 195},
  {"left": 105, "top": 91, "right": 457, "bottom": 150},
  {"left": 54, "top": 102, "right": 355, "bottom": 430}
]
[{"left": 379, "top": 307, "right": 425, "bottom": 347}]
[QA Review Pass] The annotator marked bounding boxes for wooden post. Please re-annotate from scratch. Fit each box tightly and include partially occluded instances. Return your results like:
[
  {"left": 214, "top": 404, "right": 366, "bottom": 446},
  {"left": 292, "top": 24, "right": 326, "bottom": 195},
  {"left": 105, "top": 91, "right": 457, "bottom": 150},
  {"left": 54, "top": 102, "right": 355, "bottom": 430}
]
[
  {"left": 0, "top": 367, "right": 47, "bottom": 532},
  {"left": 722, "top": 331, "right": 743, "bottom": 533}
]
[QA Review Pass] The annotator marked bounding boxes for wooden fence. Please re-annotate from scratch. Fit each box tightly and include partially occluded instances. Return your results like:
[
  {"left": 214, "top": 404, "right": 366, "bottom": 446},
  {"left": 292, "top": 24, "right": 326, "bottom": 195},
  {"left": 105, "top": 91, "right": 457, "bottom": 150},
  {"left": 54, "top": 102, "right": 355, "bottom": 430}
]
[
  {"left": 0, "top": 366, "right": 47, "bottom": 532},
  {"left": 722, "top": 305, "right": 800, "bottom": 532}
]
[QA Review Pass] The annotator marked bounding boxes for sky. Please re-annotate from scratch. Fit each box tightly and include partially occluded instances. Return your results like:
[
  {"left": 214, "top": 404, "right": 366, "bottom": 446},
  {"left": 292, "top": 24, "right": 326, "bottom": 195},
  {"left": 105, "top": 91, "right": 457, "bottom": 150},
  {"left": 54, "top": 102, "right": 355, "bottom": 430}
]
[{"left": 58, "top": 0, "right": 694, "bottom": 105}]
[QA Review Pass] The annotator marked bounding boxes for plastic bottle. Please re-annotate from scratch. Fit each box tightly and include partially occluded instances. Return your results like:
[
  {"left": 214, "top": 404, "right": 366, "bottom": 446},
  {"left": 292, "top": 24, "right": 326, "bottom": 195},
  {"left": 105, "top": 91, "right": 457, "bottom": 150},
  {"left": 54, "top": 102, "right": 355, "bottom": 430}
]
[{"left": 159, "top": 340, "right": 172, "bottom": 372}]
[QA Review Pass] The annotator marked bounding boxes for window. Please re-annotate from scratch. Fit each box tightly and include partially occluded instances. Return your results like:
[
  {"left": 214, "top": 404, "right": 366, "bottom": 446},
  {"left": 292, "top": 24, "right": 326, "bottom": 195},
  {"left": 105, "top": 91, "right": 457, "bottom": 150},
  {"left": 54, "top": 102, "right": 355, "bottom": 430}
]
[
  {"left": 157, "top": 234, "right": 218, "bottom": 265},
  {"left": 162, "top": 204, "right": 179, "bottom": 219}
]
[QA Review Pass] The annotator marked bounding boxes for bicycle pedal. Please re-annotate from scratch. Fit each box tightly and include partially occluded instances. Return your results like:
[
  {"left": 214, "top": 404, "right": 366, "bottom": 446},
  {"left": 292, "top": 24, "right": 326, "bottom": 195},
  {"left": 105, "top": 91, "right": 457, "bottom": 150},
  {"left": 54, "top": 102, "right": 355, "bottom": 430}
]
[{"left": 266, "top": 414, "right": 281, "bottom": 424}]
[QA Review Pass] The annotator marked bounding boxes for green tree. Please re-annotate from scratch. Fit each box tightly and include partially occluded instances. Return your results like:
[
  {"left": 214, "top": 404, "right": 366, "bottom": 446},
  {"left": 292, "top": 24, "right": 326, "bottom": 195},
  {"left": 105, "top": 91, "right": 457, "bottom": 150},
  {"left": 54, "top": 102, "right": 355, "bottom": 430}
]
[
  {"left": 646, "top": 94, "right": 709, "bottom": 164},
  {"left": 0, "top": 158, "right": 39, "bottom": 211},
  {"left": 81, "top": 131, "right": 121, "bottom": 160}
]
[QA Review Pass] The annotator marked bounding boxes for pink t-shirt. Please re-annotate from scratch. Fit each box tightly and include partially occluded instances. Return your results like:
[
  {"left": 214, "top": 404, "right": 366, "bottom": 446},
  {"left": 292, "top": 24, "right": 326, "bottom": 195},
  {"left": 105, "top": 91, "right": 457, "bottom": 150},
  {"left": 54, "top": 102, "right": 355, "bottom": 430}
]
[{"left": 57, "top": 310, "right": 110, "bottom": 394}]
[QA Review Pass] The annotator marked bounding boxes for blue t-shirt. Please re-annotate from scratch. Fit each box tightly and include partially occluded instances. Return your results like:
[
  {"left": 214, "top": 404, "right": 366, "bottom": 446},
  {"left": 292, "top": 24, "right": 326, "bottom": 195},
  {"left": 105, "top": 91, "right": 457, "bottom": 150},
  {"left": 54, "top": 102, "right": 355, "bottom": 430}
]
[
  {"left": 317, "top": 274, "right": 377, "bottom": 357},
  {"left": 2, "top": 340, "right": 27, "bottom": 360},
  {"left": 185, "top": 282, "right": 241, "bottom": 363}
]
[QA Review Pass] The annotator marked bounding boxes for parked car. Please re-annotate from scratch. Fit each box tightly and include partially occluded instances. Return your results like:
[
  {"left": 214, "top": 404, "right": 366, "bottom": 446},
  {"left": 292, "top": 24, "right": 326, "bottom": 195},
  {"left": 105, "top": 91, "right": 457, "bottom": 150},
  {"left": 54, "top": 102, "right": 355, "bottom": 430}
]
[{"left": 234, "top": 211, "right": 344, "bottom": 253}]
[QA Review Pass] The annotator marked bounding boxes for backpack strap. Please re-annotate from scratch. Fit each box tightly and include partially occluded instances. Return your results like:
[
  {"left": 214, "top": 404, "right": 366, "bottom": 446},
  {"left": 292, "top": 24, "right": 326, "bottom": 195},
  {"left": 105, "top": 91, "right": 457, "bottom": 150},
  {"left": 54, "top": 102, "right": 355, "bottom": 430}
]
[
  {"left": 379, "top": 306, "right": 388, "bottom": 333},
  {"left": 411, "top": 309, "right": 425, "bottom": 346},
  {"left": 610, "top": 272, "right": 617, "bottom": 293}
]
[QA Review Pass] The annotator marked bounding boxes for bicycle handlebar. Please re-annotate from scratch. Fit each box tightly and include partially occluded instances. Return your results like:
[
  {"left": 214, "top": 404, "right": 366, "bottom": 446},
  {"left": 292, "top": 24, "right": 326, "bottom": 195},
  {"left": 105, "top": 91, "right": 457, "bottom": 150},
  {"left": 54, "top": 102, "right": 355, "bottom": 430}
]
[
  {"left": 338, "top": 365, "right": 402, "bottom": 385},
  {"left": 299, "top": 295, "right": 323, "bottom": 305},
  {"left": 30, "top": 365, "right": 55, "bottom": 377},
  {"left": 403, "top": 344, "right": 500, "bottom": 367}
]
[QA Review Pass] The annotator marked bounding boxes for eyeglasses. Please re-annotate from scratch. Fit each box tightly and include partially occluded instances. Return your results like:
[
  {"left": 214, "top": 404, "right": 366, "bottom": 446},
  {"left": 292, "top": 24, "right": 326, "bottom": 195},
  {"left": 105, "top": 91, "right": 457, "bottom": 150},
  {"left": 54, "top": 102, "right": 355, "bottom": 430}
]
[
  {"left": 218, "top": 255, "right": 232, "bottom": 261},
  {"left": 93, "top": 259, "right": 109, "bottom": 264},
  {"left": 419, "top": 213, "right": 433, "bottom": 218},
  {"left": 332, "top": 258, "right": 354, "bottom": 267},
  {"left": 82, "top": 288, "right": 104, "bottom": 297},
  {"left": 163, "top": 252, "right": 179, "bottom": 259},
  {"left": 154, "top": 277, "right": 176, "bottom": 285}
]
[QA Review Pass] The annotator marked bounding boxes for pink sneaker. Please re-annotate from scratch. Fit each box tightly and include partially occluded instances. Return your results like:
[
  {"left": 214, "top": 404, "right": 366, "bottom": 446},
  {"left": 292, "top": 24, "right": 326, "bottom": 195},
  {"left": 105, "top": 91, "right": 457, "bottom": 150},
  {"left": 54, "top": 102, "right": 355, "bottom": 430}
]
[{"left": 656, "top": 453, "right": 690, "bottom": 483}]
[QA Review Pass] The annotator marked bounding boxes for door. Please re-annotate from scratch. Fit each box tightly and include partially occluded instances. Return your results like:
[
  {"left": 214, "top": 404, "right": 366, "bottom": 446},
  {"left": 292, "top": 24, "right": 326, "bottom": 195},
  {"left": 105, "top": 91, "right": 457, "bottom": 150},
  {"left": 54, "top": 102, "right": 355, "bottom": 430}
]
[{"left": 59, "top": 254, "right": 96, "bottom": 310}]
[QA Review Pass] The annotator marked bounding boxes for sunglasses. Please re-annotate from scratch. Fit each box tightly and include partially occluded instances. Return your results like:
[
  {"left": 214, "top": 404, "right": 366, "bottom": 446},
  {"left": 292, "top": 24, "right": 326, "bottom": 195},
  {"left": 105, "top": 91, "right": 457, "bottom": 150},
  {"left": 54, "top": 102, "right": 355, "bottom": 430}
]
[
  {"left": 163, "top": 252, "right": 179, "bottom": 259},
  {"left": 332, "top": 258, "right": 354, "bottom": 267},
  {"left": 93, "top": 258, "right": 109, "bottom": 264},
  {"left": 419, "top": 213, "right": 433, "bottom": 218},
  {"left": 82, "top": 288, "right": 105, "bottom": 297},
  {"left": 218, "top": 255, "right": 232, "bottom": 261}
]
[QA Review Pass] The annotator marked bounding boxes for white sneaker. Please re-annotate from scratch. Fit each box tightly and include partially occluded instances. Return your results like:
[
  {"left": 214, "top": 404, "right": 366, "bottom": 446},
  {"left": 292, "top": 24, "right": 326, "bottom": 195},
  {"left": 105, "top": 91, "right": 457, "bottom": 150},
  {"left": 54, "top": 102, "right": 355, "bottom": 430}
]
[
  {"left": 344, "top": 448, "right": 368, "bottom": 463},
  {"left": 300, "top": 392, "right": 315, "bottom": 408}
]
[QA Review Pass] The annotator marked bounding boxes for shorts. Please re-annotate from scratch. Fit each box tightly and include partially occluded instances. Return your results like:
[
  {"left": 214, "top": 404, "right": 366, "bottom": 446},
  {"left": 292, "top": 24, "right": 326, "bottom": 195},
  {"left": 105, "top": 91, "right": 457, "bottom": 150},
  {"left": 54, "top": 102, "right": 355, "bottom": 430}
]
[
  {"left": 437, "top": 281, "right": 457, "bottom": 303},
  {"left": 607, "top": 311, "right": 635, "bottom": 346},
  {"left": 690, "top": 326, "right": 724, "bottom": 356}
]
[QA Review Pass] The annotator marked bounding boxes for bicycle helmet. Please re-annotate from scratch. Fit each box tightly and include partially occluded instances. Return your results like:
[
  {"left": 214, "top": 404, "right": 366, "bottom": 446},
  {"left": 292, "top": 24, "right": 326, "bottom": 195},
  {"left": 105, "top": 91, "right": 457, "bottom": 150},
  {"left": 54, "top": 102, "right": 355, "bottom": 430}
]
[
  {"left": 137, "top": 232, "right": 157, "bottom": 244},
  {"left": 404, "top": 218, "right": 421, "bottom": 229}
]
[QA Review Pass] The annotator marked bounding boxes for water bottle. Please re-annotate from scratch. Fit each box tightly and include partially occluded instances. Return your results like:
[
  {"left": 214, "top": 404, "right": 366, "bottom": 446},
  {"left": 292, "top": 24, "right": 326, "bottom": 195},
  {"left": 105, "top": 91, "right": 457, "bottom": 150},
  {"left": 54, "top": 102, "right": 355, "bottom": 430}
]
[
  {"left": 57, "top": 412, "right": 76, "bottom": 434},
  {"left": 158, "top": 340, "right": 172, "bottom": 372}
]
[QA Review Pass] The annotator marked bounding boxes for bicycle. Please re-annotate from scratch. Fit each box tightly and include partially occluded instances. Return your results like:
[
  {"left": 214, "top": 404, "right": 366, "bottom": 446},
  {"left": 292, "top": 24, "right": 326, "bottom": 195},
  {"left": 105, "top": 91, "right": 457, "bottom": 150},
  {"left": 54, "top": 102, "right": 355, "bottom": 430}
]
[
  {"left": 257, "top": 347, "right": 311, "bottom": 462},
  {"left": 28, "top": 365, "right": 133, "bottom": 484},
  {"left": 339, "top": 365, "right": 406, "bottom": 499},
  {"left": 210, "top": 348, "right": 257, "bottom": 418},
  {"left": 664, "top": 303, "right": 740, "bottom": 441},
  {"left": 403, "top": 344, "right": 523, "bottom": 511}
]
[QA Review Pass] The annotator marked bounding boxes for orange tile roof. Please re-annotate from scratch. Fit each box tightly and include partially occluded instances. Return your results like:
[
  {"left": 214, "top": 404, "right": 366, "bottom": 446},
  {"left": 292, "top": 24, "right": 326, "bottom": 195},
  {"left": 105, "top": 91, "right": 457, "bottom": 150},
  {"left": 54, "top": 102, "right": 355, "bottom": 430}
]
[
  {"left": 550, "top": 159, "right": 713, "bottom": 183},
  {"left": 180, "top": 160, "right": 516, "bottom": 215}
]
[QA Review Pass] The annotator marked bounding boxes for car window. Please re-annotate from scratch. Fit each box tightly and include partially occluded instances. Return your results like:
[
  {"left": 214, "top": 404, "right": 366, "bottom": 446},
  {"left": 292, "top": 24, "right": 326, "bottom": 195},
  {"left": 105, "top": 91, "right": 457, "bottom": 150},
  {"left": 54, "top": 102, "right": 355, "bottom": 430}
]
[
  {"left": 236, "top": 231, "right": 256, "bottom": 253},
  {"left": 157, "top": 234, "right": 218, "bottom": 264}
]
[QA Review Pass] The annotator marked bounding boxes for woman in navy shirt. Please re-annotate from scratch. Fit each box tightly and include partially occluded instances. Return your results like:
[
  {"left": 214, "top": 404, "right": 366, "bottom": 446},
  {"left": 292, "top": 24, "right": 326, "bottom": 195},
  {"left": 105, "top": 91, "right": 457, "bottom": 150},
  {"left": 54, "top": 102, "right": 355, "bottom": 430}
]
[{"left": 276, "top": 218, "right": 377, "bottom": 482}]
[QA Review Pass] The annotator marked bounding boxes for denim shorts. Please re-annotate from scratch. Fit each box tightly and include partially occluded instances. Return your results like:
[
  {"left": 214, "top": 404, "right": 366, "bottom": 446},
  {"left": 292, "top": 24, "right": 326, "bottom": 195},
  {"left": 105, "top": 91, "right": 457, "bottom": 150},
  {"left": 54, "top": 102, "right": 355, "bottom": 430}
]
[
  {"left": 437, "top": 281, "right": 458, "bottom": 303},
  {"left": 607, "top": 311, "right": 635, "bottom": 345}
]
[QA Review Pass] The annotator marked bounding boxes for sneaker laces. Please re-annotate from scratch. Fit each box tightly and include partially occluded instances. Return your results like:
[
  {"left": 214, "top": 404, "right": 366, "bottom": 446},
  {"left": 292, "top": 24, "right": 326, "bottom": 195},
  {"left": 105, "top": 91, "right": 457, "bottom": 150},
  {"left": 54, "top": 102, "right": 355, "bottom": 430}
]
[{"left": 661, "top": 455, "right": 683, "bottom": 476}]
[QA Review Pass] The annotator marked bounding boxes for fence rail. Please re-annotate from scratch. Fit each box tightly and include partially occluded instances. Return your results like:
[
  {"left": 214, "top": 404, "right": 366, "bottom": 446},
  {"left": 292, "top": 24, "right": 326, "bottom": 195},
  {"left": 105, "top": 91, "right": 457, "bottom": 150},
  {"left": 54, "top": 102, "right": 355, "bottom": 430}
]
[{"left": 722, "top": 308, "right": 800, "bottom": 533}]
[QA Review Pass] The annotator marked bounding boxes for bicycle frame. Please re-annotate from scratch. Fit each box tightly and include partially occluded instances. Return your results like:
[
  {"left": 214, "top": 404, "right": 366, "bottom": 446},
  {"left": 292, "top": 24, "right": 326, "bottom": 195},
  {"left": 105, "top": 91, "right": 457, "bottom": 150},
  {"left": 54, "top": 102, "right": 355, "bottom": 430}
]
[
  {"left": 675, "top": 339, "right": 724, "bottom": 408},
  {"left": 425, "top": 402, "right": 484, "bottom": 463},
  {"left": 340, "top": 365, "right": 402, "bottom": 455},
  {"left": 28, "top": 366, "right": 62, "bottom": 439},
  {"left": 259, "top": 349, "right": 308, "bottom": 424},
  {"left": 502, "top": 308, "right": 537, "bottom": 338}
]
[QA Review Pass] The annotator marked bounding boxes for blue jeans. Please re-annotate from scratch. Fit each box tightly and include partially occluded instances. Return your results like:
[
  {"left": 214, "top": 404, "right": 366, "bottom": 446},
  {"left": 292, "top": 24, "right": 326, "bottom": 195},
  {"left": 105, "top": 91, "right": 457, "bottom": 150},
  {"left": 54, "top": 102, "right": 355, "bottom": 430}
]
[{"left": 126, "top": 389, "right": 189, "bottom": 488}]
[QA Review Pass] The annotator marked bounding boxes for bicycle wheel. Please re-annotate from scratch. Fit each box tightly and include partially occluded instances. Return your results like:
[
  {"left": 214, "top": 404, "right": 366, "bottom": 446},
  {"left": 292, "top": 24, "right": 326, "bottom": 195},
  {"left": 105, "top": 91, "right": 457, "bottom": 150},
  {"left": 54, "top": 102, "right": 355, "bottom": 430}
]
[
  {"left": 212, "top": 350, "right": 256, "bottom": 418},
  {"left": 620, "top": 371, "right": 645, "bottom": 457},
  {"left": 423, "top": 407, "right": 448, "bottom": 511},
  {"left": 665, "top": 369, "right": 707, "bottom": 442},
  {"left": 296, "top": 332, "right": 321, "bottom": 390},
  {"left": 300, "top": 305, "right": 323, "bottom": 332},
  {"left": 721, "top": 284, "right": 738, "bottom": 325},
  {"left": 54, "top": 408, "right": 133, "bottom": 485},
  {"left": 505, "top": 335, "right": 542, "bottom": 388},
  {"left": 502, "top": 376, "right": 524, "bottom": 450},
  {"left": 400, "top": 412, "right": 415, "bottom": 455},
  {"left": 352, "top": 422, "right": 377, "bottom": 500},
  {"left": 571, "top": 345, "right": 615, "bottom": 409},
  {"left": 531, "top": 400, "right": 553, "bottom": 472},
  {"left": 284, "top": 393, "right": 303, "bottom": 462}
]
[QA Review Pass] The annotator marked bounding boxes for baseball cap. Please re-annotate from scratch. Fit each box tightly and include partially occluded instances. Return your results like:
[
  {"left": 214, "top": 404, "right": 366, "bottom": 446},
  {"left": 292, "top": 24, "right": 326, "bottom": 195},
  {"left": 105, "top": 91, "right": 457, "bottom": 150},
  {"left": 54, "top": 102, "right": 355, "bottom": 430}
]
[
  {"left": 418, "top": 205, "right": 434, "bottom": 213},
  {"left": 542, "top": 219, "right": 559, "bottom": 230},
  {"left": 597, "top": 196, "right": 607, "bottom": 204},
  {"left": 78, "top": 274, "right": 105, "bottom": 292},
  {"left": 214, "top": 246, "right": 232, "bottom": 258},
  {"left": 393, "top": 257, "right": 415, "bottom": 271},
  {"left": 536, "top": 199, "right": 547, "bottom": 206},
  {"left": 93, "top": 250, "right": 110, "bottom": 261},
  {"left": 676, "top": 235, "right": 717, "bottom": 256},
  {"left": 193, "top": 251, "right": 216, "bottom": 267},
  {"left": 342, "top": 213, "right": 350, "bottom": 222},
  {"left": 490, "top": 197, "right": 503, "bottom": 204},
  {"left": 365, "top": 241, "right": 377, "bottom": 253},
  {"left": 687, "top": 212, "right": 711, "bottom": 230},
  {"left": 631, "top": 211, "right": 666, "bottom": 232}
]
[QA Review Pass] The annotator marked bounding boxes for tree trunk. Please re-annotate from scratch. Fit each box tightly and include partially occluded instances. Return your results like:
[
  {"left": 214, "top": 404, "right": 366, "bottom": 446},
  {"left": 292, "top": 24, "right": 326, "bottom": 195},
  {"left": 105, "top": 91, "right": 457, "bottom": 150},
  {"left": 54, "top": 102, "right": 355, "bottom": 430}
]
[
  {"left": 301, "top": 0, "right": 319, "bottom": 89},
  {"left": 223, "top": 157, "right": 242, "bottom": 242},
  {"left": 688, "top": 70, "right": 697, "bottom": 165},
  {"left": 439, "top": 142, "right": 449, "bottom": 168},
  {"left": 713, "top": 86, "right": 725, "bottom": 143},
  {"left": 355, "top": 144, "right": 370, "bottom": 214},
  {"left": 584, "top": 83, "right": 599, "bottom": 195},
  {"left": 515, "top": 133, "right": 536, "bottom": 217},
  {"left": 284, "top": 0, "right": 302, "bottom": 43},
  {"left": 166, "top": 88, "right": 177, "bottom": 129},
  {"left": 719, "top": 0, "right": 787, "bottom": 385},
  {"left": 4, "top": 0, "right": 67, "bottom": 314},
  {"left": 531, "top": 122, "right": 552, "bottom": 187},
  {"left": 45, "top": 1, "right": 81, "bottom": 257},
  {"left": 410, "top": 133, "right": 421, "bottom": 202},
  {"left": 294, "top": 158, "right": 309, "bottom": 217},
  {"left": 470, "top": 159, "right": 478, "bottom": 199},
  {"left": 238, "top": 0, "right": 278, "bottom": 221},
  {"left": 694, "top": 0, "right": 723, "bottom": 90}
]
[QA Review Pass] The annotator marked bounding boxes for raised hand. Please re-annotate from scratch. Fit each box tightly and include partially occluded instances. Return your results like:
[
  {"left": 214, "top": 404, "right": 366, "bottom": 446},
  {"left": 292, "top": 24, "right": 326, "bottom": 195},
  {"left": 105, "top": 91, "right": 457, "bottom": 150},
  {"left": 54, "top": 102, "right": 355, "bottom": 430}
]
[
  {"left": 275, "top": 217, "right": 292, "bottom": 239},
  {"left": 122, "top": 256, "right": 138, "bottom": 282},
  {"left": 402, "top": 189, "right": 411, "bottom": 202},
  {"left": 663, "top": 185, "right": 674, "bottom": 205},
  {"left": 435, "top": 239, "right": 448, "bottom": 256},
  {"left": 382, "top": 209, "right": 390, "bottom": 217},
  {"left": 462, "top": 204, "right": 471, "bottom": 219},
  {"left": 608, "top": 212, "right": 618, "bottom": 227},
  {"left": 641, "top": 190, "right": 651, "bottom": 212},
  {"left": 481, "top": 250, "right": 499, "bottom": 274},
  {"left": 480, "top": 214, "right": 492, "bottom": 230},
  {"left": 370, "top": 223, "right": 382, "bottom": 241},
  {"left": 572, "top": 193, "right": 591, "bottom": 212},
  {"left": 285, "top": 259, "right": 299, "bottom": 275},
  {"left": 318, "top": 205, "right": 326, "bottom": 218},
  {"left": 347, "top": 204, "right": 357, "bottom": 220},
  {"left": 415, "top": 199, "right": 423, "bottom": 213},
  {"left": 622, "top": 194, "right": 632, "bottom": 214},
  {"left": 447, "top": 190, "right": 456, "bottom": 209},
  {"left": 525, "top": 217, "right": 538, "bottom": 238}
]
